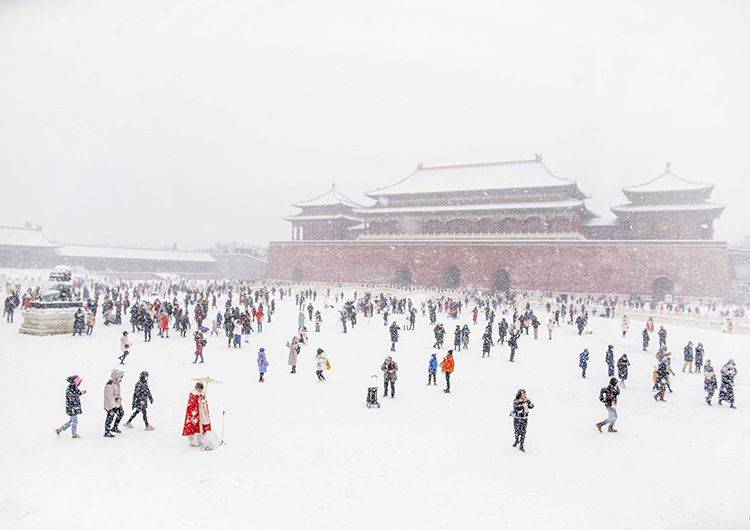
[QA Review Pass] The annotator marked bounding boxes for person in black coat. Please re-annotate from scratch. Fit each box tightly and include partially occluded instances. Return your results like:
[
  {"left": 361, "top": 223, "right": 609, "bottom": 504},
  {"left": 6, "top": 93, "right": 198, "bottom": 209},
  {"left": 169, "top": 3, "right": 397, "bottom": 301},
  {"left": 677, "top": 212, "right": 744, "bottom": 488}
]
[
  {"left": 125, "top": 371, "right": 154, "bottom": 430},
  {"left": 617, "top": 354, "right": 630, "bottom": 387},
  {"left": 143, "top": 313, "right": 153, "bottom": 342},
  {"left": 658, "top": 326, "right": 667, "bottom": 348},
  {"left": 433, "top": 324, "right": 445, "bottom": 349},
  {"left": 605, "top": 345, "right": 615, "bottom": 377},
  {"left": 481, "top": 325, "right": 493, "bottom": 358},
  {"left": 389, "top": 322, "right": 400, "bottom": 352},
  {"left": 72, "top": 309, "right": 85, "bottom": 336},
  {"left": 642, "top": 328, "right": 650, "bottom": 351},
  {"left": 595, "top": 378, "right": 620, "bottom": 433},
  {"left": 511, "top": 389, "right": 534, "bottom": 452},
  {"left": 55, "top": 375, "right": 86, "bottom": 438},
  {"left": 694, "top": 343, "right": 705, "bottom": 373},
  {"left": 508, "top": 330, "right": 520, "bottom": 362},
  {"left": 498, "top": 318, "right": 508, "bottom": 345}
]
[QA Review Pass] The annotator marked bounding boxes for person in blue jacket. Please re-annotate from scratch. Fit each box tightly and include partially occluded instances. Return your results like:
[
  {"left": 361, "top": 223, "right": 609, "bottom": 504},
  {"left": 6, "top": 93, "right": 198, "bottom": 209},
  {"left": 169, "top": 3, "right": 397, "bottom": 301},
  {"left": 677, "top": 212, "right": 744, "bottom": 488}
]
[
  {"left": 257, "top": 347, "right": 269, "bottom": 383},
  {"left": 579, "top": 349, "right": 589, "bottom": 378},
  {"left": 428, "top": 353, "right": 438, "bottom": 385}
]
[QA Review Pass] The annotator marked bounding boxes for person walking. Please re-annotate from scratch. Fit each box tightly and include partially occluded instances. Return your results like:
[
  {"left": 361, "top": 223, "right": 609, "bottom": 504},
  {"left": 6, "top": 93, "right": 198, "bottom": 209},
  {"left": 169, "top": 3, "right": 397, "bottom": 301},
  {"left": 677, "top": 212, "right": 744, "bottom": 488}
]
[
  {"left": 718, "top": 359, "right": 737, "bottom": 408},
  {"left": 579, "top": 348, "right": 589, "bottom": 378},
  {"left": 510, "top": 389, "right": 534, "bottom": 452},
  {"left": 381, "top": 356, "right": 398, "bottom": 398},
  {"left": 595, "top": 378, "right": 620, "bottom": 433},
  {"left": 315, "top": 348, "right": 329, "bottom": 381},
  {"left": 194, "top": 331, "right": 207, "bottom": 363},
  {"left": 694, "top": 343, "right": 705, "bottom": 373},
  {"left": 704, "top": 360, "right": 717, "bottom": 405},
  {"left": 441, "top": 350, "right": 455, "bottom": 393},
  {"left": 605, "top": 345, "right": 615, "bottom": 377},
  {"left": 617, "top": 354, "right": 630, "bottom": 388},
  {"left": 508, "top": 330, "right": 520, "bottom": 362},
  {"left": 682, "top": 342, "right": 694, "bottom": 373},
  {"left": 55, "top": 375, "right": 86, "bottom": 439},
  {"left": 125, "top": 371, "right": 154, "bottom": 430},
  {"left": 389, "top": 321, "right": 400, "bottom": 352},
  {"left": 118, "top": 331, "right": 131, "bottom": 365},
  {"left": 103, "top": 369, "right": 125, "bottom": 438}
]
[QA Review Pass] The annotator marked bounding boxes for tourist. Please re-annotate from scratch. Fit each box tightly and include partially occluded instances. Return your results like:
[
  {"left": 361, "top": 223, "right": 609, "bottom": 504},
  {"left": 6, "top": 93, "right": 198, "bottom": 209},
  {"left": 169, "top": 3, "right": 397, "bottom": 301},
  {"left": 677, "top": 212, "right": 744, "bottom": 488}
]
[
  {"left": 620, "top": 315, "right": 630, "bottom": 337},
  {"left": 482, "top": 324, "right": 493, "bottom": 358},
  {"left": 72, "top": 308, "right": 85, "bottom": 336},
  {"left": 546, "top": 318, "right": 554, "bottom": 340},
  {"left": 695, "top": 342, "right": 704, "bottom": 373},
  {"left": 182, "top": 382, "right": 211, "bottom": 447},
  {"left": 718, "top": 360, "right": 737, "bottom": 408},
  {"left": 441, "top": 350, "right": 455, "bottom": 393},
  {"left": 194, "top": 331, "right": 206, "bottom": 363},
  {"left": 617, "top": 354, "right": 630, "bottom": 388},
  {"left": 498, "top": 318, "right": 508, "bottom": 344},
  {"left": 125, "top": 371, "right": 155, "bottom": 431},
  {"left": 642, "top": 328, "right": 650, "bottom": 351},
  {"left": 511, "top": 389, "right": 534, "bottom": 452},
  {"left": 55, "top": 375, "right": 86, "bottom": 439},
  {"left": 287, "top": 335, "right": 300, "bottom": 374},
  {"left": 508, "top": 330, "right": 520, "bottom": 362},
  {"left": 257, "top": 347, "right": 268, "bottom": 383},
  {"left": 143, "top": 312, "right": 153, "bottom": 342},
  {"left": 433, "top": 323, "right": 445, "bottom": 349},
  {"left": 103, "top": 369, "right": 125, "bottom": 438},
  {"left": 605, "top": 345, "right": 615, "bottom": 377},
  {"left": 595, "top": 378, "right": 620, "bottom": 433},
  {"left": 428, "top": 353, "right": 438, "bottom": 385},
  {"left": 658, "top": 326, "right": 667, "bottom": 348},
  {"left": 85, "top": 309, "right": 95, "bottom": 335},
  {"left": 381, "top": 355, "right": 398, "bottom": 397},
  {"left": 118, "top": 331, "right": 131, "bottom": 365},
  {"left": 315, "top": 348, "right": 329, "bottom": 381},
  {"left": 579, "top": 349, "right": 589, "bottom": 378},
  {"left": 682, "top": 342, "right": 694, "bottom": 373},
  {"left": 389, "top": 321, "right": 400, "bottom": 352},
  {"left": 704, "top": 360, "right": 717, "bottom": 405}
]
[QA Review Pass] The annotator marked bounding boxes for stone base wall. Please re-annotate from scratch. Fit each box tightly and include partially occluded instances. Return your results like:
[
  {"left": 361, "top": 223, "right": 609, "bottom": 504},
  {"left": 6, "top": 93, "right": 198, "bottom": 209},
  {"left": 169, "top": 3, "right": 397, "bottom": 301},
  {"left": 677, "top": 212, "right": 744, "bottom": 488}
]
[{"left": 267, "top": 240, "right": 731, "bottom": 299}]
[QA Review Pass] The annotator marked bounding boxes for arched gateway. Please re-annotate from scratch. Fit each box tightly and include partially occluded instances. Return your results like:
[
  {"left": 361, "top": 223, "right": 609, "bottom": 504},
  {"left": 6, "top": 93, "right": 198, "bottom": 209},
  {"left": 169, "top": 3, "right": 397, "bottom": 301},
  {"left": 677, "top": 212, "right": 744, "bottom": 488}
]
[
  {"left": 443, "top": 265, "right": 460, "bottom": 289},
  {"left": 652, "top": 276, "right": 674, "bottom": 302}
]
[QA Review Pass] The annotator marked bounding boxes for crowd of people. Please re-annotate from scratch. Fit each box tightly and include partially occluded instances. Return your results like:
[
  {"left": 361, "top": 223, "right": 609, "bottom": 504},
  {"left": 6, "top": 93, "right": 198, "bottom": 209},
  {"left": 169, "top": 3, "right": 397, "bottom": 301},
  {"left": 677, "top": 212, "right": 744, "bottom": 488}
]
[{"left": 1, "top": 275, "right": 742, "bottom": 452}]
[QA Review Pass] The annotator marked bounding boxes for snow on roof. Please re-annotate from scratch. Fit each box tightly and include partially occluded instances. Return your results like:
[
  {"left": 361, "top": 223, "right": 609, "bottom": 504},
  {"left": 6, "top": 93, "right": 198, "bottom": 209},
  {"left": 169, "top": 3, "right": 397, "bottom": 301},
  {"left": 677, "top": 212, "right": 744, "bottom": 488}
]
[
  {"left": 623, "top": 163, "right": 713, "bottom": 194},
  {"left": 0, "top": 225, "right": 56, "bottom": 248},
  {"left": 611, "top": 202, "right": 725, "bottom": 214},
  {"left": 56, "top": 245, "right": 216, "bottom": 263},
  {"left": 293, "top": 185, "right": 363, "bottom": 208},
  {"left": 356, "top": 199, "right": 589, "bottom": 215},
  {"left": 283, "top": 213, "right": 362, "bottom": 222},
  {"left": 366, "top": 156, "right": 578, "bottom": 197}
]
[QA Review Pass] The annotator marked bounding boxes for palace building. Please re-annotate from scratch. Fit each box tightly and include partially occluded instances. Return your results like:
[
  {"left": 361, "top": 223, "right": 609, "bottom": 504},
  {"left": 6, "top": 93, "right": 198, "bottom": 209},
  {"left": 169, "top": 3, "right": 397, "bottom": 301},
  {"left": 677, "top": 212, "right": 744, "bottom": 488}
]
[{"left": 267, "top": 157, "right": 731, "bottom": 300}]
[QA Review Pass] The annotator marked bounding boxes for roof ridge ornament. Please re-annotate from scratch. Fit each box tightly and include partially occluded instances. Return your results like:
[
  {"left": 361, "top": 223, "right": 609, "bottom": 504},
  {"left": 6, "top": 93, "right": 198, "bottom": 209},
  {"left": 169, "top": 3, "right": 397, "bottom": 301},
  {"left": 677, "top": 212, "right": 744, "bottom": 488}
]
[
  {"left": 534, "top": 153, "right": 543, "bottom": 162},
  {"left": 417, "top": 162, "right": 423, "bottom": 170},
  {"left": 665, "top": 162, "right": 671, "bottom": 173}
]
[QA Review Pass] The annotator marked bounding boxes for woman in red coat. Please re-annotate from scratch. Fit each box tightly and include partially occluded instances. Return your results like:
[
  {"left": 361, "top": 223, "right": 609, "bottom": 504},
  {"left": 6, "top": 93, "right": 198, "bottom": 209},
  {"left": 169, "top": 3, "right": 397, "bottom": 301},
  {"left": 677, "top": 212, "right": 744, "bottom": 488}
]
[
  {"left": 182, "top": 382, "right": 211, "bottom": 447},
  {"left": 160, "top": 312, "right": 169, "bottom": 338}
]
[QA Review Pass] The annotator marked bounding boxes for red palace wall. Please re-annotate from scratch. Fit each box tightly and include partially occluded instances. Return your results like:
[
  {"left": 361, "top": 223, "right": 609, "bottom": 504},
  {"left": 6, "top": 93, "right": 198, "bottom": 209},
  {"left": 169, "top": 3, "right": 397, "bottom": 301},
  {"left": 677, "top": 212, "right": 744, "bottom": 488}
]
[{"left": 267, "top": 240, "right": 731, "bottom": 298}]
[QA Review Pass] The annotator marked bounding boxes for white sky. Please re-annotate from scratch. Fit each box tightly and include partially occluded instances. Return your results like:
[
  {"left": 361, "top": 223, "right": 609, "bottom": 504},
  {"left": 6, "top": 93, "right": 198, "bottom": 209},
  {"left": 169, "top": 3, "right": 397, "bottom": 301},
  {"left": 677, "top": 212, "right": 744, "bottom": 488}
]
[{"left": 1, "top": 0, "right": 748, "bottom": 248}]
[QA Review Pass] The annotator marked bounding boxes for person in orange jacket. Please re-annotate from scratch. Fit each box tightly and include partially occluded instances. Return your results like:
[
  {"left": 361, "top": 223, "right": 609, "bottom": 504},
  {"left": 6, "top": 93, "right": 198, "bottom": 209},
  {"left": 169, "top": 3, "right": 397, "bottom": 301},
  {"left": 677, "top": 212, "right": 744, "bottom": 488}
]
[{"left": 440, "top": 350, "right": 455, "bottom": 393}]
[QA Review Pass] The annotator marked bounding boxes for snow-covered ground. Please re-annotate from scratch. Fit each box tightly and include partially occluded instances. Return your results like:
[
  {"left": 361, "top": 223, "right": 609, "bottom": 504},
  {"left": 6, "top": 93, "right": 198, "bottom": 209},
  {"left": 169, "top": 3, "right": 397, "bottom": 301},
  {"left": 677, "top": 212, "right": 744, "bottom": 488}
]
[{"left": 0, "top": 292, "right": 747, "bottom": 530}]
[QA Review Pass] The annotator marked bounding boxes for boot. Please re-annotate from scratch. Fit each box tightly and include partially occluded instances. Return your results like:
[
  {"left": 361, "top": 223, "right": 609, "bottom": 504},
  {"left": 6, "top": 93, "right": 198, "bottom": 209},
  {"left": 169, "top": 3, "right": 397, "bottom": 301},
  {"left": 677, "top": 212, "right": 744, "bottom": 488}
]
[
  {"left": 111, "top": 427, "right": 122, "bottom": 434},
  {"left": 72, "top": 434, "right": 81, "bottom": 439},
  {"left": 706, "top": 398, "right": 712, "bottom": 406},
  {"left": 104, "top": 432, "right": 115, "bottom": 438},
  {"left": 595, "top": 423, "right": 602, "bottom": 433},
  {"left": 512, "top": 439, "right": 518, "bottom": 447},
  {"left": 608, "top": 427, "right": 618, "bottom": 433},
  {"left": 146, "top": 425, "right": 155, "bottom": 431},
  {"left": 55, "top": 428, "right": 62, "bottom": 437},
  {"left": 125, "top": 422, "right": 133, "bottom": 429},
  {"left": 519, "top": 445, "right": 525, "bottom": 452}
]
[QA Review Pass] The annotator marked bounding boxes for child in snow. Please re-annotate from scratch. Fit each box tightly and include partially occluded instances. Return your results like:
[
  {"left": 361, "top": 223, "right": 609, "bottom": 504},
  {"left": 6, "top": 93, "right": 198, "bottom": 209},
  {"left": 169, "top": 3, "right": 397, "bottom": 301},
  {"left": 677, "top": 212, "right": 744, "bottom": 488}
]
[
  {"left": 315, "top": 348, "right": 329, "bottom": 381},
  {"left": 55, "top": 376, "right": 86, "bottom": 439},
  {"left": 258, "top": 348, "right": 269, "bottom": 382},
  {"left": 428, "top": 353, "right": 438, "bottom": 385}
]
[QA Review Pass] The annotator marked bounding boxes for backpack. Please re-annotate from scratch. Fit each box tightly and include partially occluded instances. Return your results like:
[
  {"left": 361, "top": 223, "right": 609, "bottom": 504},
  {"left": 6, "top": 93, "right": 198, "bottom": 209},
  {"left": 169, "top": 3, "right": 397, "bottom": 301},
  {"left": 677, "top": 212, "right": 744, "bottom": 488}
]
[{"left": 599, "top": 387, "right": 608, "bottom": 403}]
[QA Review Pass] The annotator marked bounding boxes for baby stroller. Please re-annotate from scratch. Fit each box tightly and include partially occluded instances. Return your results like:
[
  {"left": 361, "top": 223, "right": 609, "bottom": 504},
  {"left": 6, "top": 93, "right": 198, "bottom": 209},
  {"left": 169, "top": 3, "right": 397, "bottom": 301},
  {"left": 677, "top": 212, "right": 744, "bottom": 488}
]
[{"left": 366, "top": 375, "right": 381, "bottom": 408}]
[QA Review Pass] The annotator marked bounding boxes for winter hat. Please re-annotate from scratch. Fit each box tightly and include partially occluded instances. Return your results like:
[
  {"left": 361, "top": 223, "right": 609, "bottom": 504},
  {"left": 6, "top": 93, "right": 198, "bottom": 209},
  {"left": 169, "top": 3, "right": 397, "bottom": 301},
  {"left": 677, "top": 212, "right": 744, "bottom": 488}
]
[
  {"left": 123, "top": 331, "right": 128, "bottom": 336},
  {"left": 609, "top": 377, "right": 618, "bottom": 386},
  {"left": 317, "top": 348, "right": 324, "bottom": 354},
  {"left": 259, "top": 348, "right": 265, "bottom": 353}
]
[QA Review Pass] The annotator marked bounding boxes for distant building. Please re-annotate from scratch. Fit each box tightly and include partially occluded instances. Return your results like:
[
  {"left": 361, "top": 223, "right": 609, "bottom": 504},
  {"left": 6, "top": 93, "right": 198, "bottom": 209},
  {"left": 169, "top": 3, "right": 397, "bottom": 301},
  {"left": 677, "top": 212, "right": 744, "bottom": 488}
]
[
  {"left": 210, "top": 252, "right": 267, "bottom": 280},
  {"left": 268, "top": 157, "right": 732, "bottom": 300},
  {"left": 56, "top": 245, "right": 216, "bottom": 276},
  {"left": 0, "top": 225, "right": 58, "bottom": 268}
]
